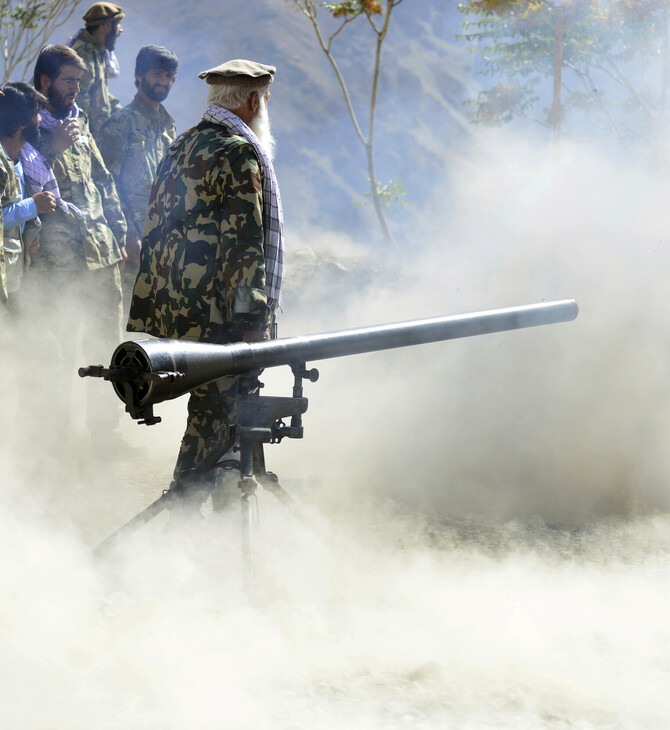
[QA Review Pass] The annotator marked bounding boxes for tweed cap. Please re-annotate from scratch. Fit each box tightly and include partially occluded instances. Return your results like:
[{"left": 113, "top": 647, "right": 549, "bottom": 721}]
[
  {"left": 198, "top": 59, "right": 275, "bottom": 87},
  {"left": 83, "top": 2, "right": 124, "bottom": 25}
]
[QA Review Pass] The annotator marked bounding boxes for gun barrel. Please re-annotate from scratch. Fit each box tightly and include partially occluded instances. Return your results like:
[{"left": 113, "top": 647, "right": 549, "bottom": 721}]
[{"left": 106, "top": 299, "right": 577, "bottom": 412}]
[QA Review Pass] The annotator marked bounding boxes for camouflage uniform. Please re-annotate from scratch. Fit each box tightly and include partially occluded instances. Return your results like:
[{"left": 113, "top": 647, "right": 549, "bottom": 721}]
[
  {"left": 98, "top": 94, "right": 176, "bottom": 240},
  {"left": 0, "top": 151, "right": 12, "bottom": 432},
  {"left": 70, "top": 30, "right": 122, "bottom": 140},
  {"left": 0, "top": 147, "right": 11, "bottom": 306},
  {"left": 0, "top": 151, "right": 41, "bottom": 304},
  {"left": 0, "top": 145, "right": 41, "bottom": 437},
  {"left": 33, "top": 111, "right": 125, "bottom": 270},
  {"left": 128, "top": 120, "right": 271, "bottom": 489},
  {"left": 28, "top": 110, "right": 126, "bottom": 432},
  {"left": 98, "top": 94, "right": 175, "bottom": 313}
]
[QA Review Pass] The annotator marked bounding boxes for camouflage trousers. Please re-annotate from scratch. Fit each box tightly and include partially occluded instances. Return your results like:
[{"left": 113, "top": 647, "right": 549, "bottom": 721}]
[
  {"left": 21, "top": 263, "right": 123, "bottom": 436},
  {"left": 0, "top": 299, "right": 24, "bottom": 448},
  {"left": 121, "top": 261, "right": 139, "bottom": 326},
  {"left": 172, "top": 371, "right": 261, "bottom": 499}
]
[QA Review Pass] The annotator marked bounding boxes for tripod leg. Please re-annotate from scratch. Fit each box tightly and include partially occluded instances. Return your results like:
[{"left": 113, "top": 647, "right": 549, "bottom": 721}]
[
  {"left": 238, "top": 440, "right": 258, "bottom": 596},
  {"left": 93, "top": 489, "right": 177, "bottom": 557},
  {"left": 239, "top": 477, "right": 258, "bottom": 593},
  {"left": 252, "top": 443, "right": 314, "bottom": 527}
]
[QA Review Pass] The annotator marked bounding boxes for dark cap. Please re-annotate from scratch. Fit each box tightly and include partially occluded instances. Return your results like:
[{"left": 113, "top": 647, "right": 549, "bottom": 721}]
[
  {"left": 83, "top": 2, "right": 124, "bottom": 25},
  {"left": 198, "top": 59, "right": 275, "bottom": 87}
]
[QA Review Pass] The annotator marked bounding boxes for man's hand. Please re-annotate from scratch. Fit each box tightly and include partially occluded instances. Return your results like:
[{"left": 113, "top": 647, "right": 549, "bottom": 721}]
[
  {"left": 32, "top": 191, "right": 57, "bottom": 214},
  {"left": 126, "top": 235, "right": 142, "bottom": 266},
  {"left": 118, "top": 246, "right": 128, "bottom": 269},
  {"left": 242, "top": 329, "right": 271, "bottom": 343},
  {"left": 51, "top": 118, "right": 80, "bottom": 153}
]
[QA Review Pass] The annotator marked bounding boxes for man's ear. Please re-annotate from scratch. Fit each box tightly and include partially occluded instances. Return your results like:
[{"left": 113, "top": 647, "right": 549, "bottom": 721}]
[
  {"left": 39, "top": 74, "right": 51, "bottom": 94},
  {"left": 250, "top": 90, "right": 260, "bottom": 115}
]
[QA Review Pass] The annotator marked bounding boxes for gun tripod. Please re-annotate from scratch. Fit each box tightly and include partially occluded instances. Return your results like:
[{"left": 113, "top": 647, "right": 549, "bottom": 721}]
[{"left": 94, "top": 364, "right": 319, "bottom": 589}]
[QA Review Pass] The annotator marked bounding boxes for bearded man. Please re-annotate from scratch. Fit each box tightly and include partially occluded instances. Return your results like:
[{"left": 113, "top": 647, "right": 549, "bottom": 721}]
[
  {"left": 128, "top": 59, "right": 284, "bottom": 510},
  {"left": 31, "top": 44, "right": 127, "bottom": 444},
  {"left": 69, "top": 2, "right": 124, "bottom": 140},
  {"left": 98, "top": 45, "right": 178, "bottom": 314}
]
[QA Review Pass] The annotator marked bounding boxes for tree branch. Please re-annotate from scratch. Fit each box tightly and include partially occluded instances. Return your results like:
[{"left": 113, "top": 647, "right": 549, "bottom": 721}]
[
  {"left": 2, "top": 0, "right": 81, "bottom": 82},
  {"left": 301, "top": 2, "right": 368, "bottom": 146}
]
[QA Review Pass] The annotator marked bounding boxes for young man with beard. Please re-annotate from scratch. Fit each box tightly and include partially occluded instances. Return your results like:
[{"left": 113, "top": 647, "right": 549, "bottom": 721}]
[
  {"left": 0, "top": 83, "right": 56, "bottom": 309},
  {"left": 69, "top": 2, "right": 124, "bottom": 140},
  {"left": 98, "top": 45, "right": 178, "bottom": 313},
  {"left": 127, "top": 59, "right": 284, "bottom": 512},
  {"left": 30, "top": 44, "right": 127, "bottom": 445}
]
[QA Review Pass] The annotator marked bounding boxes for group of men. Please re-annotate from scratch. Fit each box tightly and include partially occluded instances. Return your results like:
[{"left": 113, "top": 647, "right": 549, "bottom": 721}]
[{"left": 0, "top": 1, "right": 285, "bottom": 513}]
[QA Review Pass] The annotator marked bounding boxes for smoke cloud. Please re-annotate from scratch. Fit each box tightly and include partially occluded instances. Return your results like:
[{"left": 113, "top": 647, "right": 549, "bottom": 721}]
[{"left": 3, "top": 125, "right": 670, "bottom": 727}]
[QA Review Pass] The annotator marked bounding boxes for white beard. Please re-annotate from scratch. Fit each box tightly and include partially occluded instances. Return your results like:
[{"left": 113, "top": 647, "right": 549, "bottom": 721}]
[{"left": 249, "top": 97, "right": 276, "bottom": 162}]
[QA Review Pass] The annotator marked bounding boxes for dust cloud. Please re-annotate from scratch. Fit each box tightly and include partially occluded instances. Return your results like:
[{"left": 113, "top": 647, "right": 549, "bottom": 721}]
[{"left": 2, "top": 127, "right": 670, "bottom": 728}]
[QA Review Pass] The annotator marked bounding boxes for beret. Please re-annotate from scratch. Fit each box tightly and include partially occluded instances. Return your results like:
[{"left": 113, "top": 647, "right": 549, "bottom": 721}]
[
  {"left": 198, "top": 59, "right": 275, "bottom": 86},
  {"left": 83, "top": 2, "right": 124, "bottom": 24}
]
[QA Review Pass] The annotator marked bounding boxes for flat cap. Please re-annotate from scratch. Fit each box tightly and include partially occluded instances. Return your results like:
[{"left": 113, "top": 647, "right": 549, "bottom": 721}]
[
  {"left": 83, "top": 2, "right": 124, "bottom": 25},
  {"left": 198, "top": 59, "right": 276, "bottom": 87}
]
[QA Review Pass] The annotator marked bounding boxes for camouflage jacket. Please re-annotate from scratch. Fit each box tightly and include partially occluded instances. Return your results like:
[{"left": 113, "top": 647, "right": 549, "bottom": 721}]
[
  {"left": 98, "top": 95, "right": 176, "bottom": 239},
  {"left": 128, "top": 121, "right": 271, "bottom": 343},
  {"left": 32, "top": 111, "right": 126, "bottom": 271},
  {"left": 70, "top": 30, "right": 122, "bottom": 140},
  {"left": 0, "top": 148, "right": 10, "bottom": 302},
  {"left": 0, "top": 151, "right": 40, "bottom": 296}
]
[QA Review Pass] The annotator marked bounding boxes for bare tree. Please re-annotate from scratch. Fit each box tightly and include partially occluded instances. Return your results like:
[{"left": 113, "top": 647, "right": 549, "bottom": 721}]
[
  {"left": 1, "top": 0, "right": 81, "bottom": 82},
  {"left": 290, "top": 0, "right": 404, "bottom": 252}
]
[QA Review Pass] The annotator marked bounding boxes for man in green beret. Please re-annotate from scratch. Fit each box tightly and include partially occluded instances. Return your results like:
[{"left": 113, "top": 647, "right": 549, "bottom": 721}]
[
  {"left": 98, "top": 45, "right": 178, "bottom": 319},
  {"left": 128, "top": 59, "right": 285, "bottom": 513},
  {"left": 68, "top": 2, "right": 124, "bottom": 140}
]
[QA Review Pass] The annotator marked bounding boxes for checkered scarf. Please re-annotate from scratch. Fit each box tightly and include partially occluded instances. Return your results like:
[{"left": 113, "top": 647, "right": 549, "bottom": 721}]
[
  {"left": 39, "top": 104, "right": 79, "bottom": 131},
  {"left": 202, "top": 104, "right": 284, "bottom": 308},
  {"left": 30, "top": 106, "right": 84, "bottom": 217},
  {"left": 19, "top": 142, "right": 83, "bottom": 218}
]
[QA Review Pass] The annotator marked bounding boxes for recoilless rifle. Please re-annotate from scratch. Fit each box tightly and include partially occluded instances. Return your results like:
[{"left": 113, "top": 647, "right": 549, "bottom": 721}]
[{"left": 80, "top": 299, "right": 578, "bottom": 559}]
